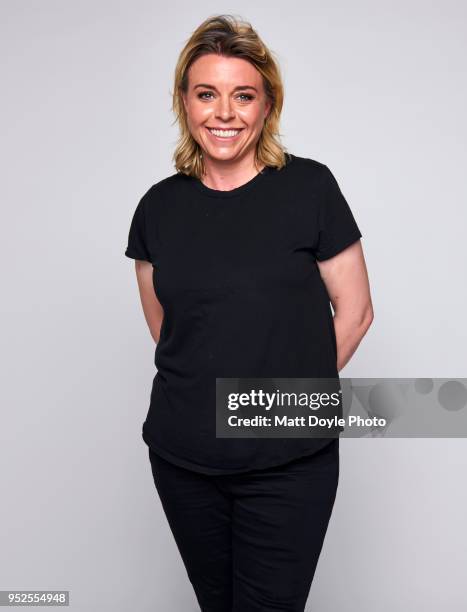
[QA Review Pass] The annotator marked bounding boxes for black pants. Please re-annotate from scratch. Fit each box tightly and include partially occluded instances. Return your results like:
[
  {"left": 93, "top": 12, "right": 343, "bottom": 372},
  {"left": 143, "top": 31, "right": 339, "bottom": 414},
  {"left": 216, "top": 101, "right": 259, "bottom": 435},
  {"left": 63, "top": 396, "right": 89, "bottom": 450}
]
[{"left": 148, "top": 439, "right": 339, "bottom": 612}]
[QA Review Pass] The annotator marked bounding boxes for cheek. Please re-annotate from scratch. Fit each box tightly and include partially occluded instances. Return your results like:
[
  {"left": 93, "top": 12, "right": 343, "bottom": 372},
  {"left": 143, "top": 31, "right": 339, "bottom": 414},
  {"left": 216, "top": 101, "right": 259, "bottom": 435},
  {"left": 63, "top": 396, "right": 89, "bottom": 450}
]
[
  {"left": 192, "top": 102, "right": 212, "bottom": 120},
  {"left": 186, "top": 103, "right": 205, "bottom": 125},
  {"left": 238, "top": 107, "right": 264, "bottom": 127}
]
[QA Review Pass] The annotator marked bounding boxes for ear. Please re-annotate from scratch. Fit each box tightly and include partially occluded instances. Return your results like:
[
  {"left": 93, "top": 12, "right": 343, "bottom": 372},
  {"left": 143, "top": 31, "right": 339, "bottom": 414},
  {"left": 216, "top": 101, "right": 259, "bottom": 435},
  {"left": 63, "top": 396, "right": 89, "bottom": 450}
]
[
  {"left": 264, "top": 99, "right": 272, "bottom": 120},
  {"left": 181, "top": 90, "right": 188, "bottom": 113}
]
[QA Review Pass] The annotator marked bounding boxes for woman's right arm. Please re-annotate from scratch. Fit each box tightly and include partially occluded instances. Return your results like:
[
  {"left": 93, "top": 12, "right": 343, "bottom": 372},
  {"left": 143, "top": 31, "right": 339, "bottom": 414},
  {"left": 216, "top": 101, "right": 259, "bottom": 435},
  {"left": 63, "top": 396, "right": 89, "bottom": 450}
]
[{"left": 133, "top": 260, "right": 164, "bottom": 344}]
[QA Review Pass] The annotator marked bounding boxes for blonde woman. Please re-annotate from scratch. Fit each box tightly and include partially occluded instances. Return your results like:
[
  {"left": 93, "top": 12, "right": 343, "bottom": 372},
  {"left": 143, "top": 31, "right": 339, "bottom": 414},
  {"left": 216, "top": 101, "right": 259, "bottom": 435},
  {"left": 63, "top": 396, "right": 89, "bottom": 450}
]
[{"left": 125, "top": 14, "right": 373, "bottom": 612}]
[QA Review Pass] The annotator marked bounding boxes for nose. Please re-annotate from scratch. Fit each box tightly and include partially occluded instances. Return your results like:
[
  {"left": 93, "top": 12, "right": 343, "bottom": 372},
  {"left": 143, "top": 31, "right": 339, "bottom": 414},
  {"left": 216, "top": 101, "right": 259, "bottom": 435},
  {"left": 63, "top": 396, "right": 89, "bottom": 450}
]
[{"left": 215, "top": 95, "right": 235, "bottom": 121}]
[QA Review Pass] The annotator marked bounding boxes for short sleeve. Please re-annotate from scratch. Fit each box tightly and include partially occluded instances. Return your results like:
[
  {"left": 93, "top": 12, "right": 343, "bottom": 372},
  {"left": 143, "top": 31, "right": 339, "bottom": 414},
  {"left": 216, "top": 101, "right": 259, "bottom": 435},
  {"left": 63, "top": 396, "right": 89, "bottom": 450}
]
[
  {"left": 124, "top": 195, "right": 151, "bottom": 262},
  {"left": 314, "top": 165, "right": 363, "bottom": 261}
]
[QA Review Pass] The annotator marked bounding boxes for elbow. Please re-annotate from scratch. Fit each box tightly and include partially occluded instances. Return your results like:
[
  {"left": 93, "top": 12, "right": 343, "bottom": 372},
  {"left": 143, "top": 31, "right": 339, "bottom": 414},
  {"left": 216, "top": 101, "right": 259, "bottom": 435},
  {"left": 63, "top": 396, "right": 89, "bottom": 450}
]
[
  {"left": 360, "top": 304, "right": 374, "bottom": 331},
  {"left": 334, "top": 299, "right": 374, "bottom": 332}
]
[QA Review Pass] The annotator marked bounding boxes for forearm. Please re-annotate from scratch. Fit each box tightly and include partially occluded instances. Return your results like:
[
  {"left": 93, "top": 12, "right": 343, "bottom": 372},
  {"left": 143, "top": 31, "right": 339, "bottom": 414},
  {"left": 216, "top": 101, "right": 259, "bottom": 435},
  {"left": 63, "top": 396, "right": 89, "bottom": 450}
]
[
  {"left": 334, "top": 309, "right": 373, "bottom": 372},
  {"left": 135, "top": 263, "right": 164, "bottom": 344},
  {"left": 143, "top": 305, "right": 163, "bottom": 344}
]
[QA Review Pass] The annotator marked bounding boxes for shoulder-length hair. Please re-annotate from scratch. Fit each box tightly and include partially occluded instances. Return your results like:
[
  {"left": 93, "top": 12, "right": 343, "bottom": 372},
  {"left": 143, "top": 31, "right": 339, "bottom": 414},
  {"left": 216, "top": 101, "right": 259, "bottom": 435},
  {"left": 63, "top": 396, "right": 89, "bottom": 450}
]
[{"left": 171, "top": 14, "right": 290, "bottom": 179}]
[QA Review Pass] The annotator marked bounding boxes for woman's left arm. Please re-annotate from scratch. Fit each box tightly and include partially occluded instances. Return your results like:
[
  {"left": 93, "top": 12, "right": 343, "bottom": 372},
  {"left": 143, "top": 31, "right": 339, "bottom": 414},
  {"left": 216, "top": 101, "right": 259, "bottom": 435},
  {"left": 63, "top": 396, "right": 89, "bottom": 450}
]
[{"left": 317, "top": 240, "right": 374, "bottom": 372}]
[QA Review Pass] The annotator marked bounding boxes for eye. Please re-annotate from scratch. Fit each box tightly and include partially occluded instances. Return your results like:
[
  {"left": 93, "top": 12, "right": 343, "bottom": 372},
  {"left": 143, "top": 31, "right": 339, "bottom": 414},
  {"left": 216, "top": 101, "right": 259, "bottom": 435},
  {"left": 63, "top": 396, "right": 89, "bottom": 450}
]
[
  {"left": 237, "top": 93, "right": 255, "bottom": 102},
  {"left": 197, "top": 91, "right": 214, "bottom": 100},
  {"left": 196, "top": 91, "right": 255, "bottom": 102}
]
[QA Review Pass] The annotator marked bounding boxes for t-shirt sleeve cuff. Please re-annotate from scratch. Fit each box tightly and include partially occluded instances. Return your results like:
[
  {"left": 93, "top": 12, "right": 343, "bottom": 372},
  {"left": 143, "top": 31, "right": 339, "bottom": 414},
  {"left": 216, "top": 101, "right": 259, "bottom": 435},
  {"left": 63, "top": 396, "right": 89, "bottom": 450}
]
[
  {"left": 315, "top": 230, "right": 362, "bottom": 261},
  {"left": 125, "top": 248, "right": 152, "bottom": 262}
]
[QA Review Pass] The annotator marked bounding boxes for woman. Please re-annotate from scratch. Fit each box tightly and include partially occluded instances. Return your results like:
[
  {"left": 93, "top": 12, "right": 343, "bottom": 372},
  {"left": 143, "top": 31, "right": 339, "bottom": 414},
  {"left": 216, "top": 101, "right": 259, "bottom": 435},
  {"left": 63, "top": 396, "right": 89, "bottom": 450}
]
[{"left": 125, "top": 14, "right": 374, "bottom": 612}]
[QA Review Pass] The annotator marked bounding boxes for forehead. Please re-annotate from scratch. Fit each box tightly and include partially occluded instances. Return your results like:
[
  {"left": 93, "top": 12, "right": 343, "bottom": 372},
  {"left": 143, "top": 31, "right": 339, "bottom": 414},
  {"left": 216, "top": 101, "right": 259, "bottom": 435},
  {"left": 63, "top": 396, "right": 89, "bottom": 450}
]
[{"left": 188, "top": 54, "right": 262, "bottom": 87}]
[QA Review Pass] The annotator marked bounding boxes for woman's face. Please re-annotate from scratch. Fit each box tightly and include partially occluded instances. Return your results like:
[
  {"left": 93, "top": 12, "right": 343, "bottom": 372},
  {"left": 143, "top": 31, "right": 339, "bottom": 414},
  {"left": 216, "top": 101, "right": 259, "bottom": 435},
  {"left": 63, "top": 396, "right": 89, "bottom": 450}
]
[{"left": 182, "top": 54, "right": 272, "bottom": 166}]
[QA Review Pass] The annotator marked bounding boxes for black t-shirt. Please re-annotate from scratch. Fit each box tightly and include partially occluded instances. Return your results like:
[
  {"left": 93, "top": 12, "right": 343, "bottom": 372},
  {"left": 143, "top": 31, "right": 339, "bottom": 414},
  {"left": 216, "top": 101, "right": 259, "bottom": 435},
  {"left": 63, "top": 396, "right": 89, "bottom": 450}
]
[{"left": 125, "top": 153, "right": 362, "bottom": 474}]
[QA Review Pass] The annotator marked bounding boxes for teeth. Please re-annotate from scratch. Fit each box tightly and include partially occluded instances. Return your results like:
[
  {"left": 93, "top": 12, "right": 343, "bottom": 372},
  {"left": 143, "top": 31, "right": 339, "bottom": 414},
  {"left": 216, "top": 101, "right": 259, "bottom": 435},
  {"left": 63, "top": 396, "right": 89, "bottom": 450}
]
[{"left": 208, "top": 128, "right": 241, "bottom": 138}]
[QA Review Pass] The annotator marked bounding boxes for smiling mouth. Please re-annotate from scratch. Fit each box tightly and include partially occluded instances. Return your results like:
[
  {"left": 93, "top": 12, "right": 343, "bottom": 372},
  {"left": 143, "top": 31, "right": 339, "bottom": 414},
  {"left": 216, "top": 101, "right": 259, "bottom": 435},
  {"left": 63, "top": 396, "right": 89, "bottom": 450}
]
[{"left": 206, "top": 127, "right": 244, "bottom": 138}]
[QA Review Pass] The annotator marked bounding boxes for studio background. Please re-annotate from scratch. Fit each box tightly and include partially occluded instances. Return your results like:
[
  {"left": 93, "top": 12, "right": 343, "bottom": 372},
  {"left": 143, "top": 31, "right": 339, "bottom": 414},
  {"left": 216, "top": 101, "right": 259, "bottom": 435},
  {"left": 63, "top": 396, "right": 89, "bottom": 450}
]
[{"left": 1, "top": 1, "right": 466, "bottom": 610}]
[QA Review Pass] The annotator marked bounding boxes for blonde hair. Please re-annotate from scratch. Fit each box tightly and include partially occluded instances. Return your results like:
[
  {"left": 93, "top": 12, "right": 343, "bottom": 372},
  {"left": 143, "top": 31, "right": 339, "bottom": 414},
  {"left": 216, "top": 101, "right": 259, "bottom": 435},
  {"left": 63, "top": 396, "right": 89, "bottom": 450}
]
[{"left": 171, "top": 14, "right": 290, "bottom": 179}]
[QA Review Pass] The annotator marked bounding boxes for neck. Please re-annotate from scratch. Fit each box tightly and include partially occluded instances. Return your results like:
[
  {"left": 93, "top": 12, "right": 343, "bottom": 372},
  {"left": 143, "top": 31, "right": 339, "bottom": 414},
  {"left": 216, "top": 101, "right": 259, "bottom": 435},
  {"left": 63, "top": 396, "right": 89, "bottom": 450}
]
[{"left": 201, "top": 155, "right": 265, "bottom": 191}]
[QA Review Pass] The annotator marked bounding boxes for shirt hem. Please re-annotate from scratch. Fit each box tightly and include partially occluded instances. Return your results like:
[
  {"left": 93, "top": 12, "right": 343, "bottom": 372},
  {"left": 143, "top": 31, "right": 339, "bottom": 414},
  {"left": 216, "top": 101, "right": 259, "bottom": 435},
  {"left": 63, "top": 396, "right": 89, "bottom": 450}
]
[{"left": 142, "top": 430, "right": 338, "bottom": 476}]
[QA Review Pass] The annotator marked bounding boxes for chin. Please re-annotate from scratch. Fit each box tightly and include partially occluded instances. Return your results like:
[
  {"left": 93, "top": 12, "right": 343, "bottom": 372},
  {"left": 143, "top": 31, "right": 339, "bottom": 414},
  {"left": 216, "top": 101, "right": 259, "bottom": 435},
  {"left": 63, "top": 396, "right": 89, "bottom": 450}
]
[{"left": 204, "top": 149, "right": 240, "bottom": 162}]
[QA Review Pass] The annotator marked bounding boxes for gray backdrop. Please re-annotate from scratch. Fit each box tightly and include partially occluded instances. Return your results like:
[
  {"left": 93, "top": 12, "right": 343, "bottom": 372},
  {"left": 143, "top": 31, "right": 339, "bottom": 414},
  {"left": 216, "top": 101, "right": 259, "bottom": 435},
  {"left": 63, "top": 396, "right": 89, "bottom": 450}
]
[{"left": 1, "top": 1, "right": 466, "bottom": 610}]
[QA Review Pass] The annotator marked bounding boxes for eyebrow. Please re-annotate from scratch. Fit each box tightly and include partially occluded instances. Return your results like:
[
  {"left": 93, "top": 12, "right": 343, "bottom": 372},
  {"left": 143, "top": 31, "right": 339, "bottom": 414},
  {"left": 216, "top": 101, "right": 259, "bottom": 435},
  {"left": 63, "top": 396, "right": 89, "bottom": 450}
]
[{"left": 193, "top": 83, "right": 258, "bottom": 93}]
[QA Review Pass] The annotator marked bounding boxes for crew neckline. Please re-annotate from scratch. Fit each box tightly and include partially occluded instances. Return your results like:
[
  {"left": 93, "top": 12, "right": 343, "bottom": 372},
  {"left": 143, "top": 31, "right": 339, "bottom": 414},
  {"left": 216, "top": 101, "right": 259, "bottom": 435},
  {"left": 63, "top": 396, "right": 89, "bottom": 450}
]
[{"left": 189, "top": 165, "right": 273, "bottom": 199}]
